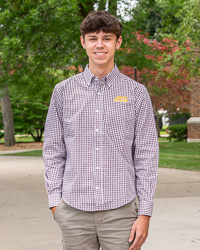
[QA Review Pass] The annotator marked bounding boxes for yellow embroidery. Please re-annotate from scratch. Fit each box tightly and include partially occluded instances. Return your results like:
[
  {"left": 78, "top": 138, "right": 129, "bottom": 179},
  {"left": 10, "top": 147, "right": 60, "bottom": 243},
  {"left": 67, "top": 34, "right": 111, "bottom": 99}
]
[{"left": 113, "top": 96, "right": 128, "bottom": 103}]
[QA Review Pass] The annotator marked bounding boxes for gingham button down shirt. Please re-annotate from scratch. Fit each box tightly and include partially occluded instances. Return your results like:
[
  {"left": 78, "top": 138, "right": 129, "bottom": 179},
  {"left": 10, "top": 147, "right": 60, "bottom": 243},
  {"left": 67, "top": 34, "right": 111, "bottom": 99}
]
[{"left": 43, "top": 64, "right": 159, "bottom": 216}]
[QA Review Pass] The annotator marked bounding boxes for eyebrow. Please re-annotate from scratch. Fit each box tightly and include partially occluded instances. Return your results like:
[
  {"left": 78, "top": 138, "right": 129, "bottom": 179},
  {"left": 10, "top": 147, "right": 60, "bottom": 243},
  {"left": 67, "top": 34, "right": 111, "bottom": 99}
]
[{"left": 103, "top": 34, "right": 113, "bottom": 37}]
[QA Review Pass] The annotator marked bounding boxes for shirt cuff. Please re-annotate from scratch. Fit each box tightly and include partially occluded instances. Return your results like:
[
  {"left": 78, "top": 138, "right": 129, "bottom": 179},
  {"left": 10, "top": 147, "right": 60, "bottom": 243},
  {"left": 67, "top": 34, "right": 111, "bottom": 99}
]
[
  {"left": 48, "top": 192, "right": 62, "bottom": 208},
  {"left": 138, "top": 200, "right": 153, "bottom": 217}
]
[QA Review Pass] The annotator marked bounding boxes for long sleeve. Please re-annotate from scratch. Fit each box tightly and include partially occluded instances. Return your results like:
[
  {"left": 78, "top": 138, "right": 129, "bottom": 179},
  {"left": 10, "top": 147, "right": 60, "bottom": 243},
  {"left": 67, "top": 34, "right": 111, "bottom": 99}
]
[
  {"left": 133, "top": 85, "right": 159, "bottom": 216},
  {"left": 43, "top": 84, "right": 66, "bottom": 208}
]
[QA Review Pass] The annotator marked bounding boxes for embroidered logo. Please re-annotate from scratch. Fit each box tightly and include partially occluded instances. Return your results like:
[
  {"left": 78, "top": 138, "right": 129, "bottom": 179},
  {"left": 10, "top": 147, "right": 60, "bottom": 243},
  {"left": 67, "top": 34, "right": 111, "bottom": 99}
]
[{"left": 114, "top": 96, "right": 128, "bottom": 103}]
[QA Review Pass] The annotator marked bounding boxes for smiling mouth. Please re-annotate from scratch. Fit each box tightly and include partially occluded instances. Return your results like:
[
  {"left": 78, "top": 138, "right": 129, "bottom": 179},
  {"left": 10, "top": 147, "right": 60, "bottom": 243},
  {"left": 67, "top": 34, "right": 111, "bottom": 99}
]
[{"left": 94, "top": 52, "right": 107, "bottom": 55}]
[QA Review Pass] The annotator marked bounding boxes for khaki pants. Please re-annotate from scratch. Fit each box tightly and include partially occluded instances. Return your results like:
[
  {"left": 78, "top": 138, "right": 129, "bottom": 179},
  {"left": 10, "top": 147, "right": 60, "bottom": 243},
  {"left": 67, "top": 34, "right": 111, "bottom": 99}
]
[{"left": 54, "top": 199, "right": 138, "bottom": 250}]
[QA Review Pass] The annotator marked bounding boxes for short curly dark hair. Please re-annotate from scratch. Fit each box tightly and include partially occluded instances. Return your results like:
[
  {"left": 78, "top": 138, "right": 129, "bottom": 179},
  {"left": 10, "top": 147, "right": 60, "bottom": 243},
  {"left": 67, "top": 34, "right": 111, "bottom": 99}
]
[{"left": 80, "top": 10, "right": 122, "bottom": 40}]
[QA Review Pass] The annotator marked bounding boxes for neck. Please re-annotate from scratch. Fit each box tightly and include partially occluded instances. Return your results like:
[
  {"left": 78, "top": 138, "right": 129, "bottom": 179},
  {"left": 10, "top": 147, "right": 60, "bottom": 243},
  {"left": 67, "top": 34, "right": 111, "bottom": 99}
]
[{"left": 89, "top": 64, "right": 114, "bottom": 79}]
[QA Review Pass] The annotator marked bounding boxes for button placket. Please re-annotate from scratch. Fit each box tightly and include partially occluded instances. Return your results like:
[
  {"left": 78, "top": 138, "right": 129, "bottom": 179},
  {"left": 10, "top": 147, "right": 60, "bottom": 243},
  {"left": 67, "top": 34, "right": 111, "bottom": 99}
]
[{"left": 93, "top": 81, "right": 105, "bottom": 206}]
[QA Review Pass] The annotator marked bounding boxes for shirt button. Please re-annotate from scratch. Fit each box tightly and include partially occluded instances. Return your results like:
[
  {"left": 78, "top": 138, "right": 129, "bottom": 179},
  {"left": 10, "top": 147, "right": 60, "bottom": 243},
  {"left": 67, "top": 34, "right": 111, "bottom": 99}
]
[
  {"left": 96, "top": 167, "right": 100, "bottom": 170},
  {"left": 96, "top": 187, "right": 99, "bottom": 190},
  {"left": 96, "top": 148, "right": 99, "bottom": 151},
  {"left": 95, "top": 128, "right": 99, "bottom": 132},
  {"left": 96, "top": 109, "right": 99, "bottom": 113}
]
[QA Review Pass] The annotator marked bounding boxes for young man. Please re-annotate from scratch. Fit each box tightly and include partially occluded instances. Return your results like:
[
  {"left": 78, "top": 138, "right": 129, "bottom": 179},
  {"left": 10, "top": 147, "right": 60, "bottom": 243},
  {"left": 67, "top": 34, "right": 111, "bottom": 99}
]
[{"left": 43, "top": 10, "right": 159, "bottom": 250}]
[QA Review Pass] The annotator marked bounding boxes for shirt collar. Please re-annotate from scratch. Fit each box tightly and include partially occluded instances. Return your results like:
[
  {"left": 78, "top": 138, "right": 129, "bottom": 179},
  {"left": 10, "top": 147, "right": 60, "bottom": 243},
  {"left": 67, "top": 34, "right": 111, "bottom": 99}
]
[{"left": 83, "top": 64, "right": 120, "bottom": 88}]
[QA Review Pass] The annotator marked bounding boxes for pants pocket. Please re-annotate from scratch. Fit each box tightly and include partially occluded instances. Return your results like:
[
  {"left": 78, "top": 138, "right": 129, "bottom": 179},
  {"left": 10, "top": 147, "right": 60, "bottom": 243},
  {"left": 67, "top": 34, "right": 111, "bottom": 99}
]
[
  {"left": 130, "top": 198, "right": 138, "bottom": 217},
  {"left": 53, "top": 199, "right": 63, "bottom": 221}
]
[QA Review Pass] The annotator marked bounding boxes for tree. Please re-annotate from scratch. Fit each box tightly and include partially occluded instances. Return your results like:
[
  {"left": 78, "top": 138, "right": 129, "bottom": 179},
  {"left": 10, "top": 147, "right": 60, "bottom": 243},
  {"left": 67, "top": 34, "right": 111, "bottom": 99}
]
[
  {"left": 0, "top": 0, "right": 81, "bottom": 146},
  {"left": 130, "top": 0, "right": 185, "bottom": 40},
  {"left": 176, "top": 0, "right": 200, "bottom": 47},
  {"left": 174, "top": 0, "right": 200, "bottom": 77},
  {"left": 1, "top": 0, "right": 122, "bottom": 145},
  {"left": 120, "top": 32, "right": 191, "bottom": 136},
  {"left": 10, "top": 64, "right": 74, "bottom": 141},
  {"left": 124, "top": 0, "right": 199, "bottom": 79},
  {"left": 13, "top": 100, "right": 48, "bottom": 142}
]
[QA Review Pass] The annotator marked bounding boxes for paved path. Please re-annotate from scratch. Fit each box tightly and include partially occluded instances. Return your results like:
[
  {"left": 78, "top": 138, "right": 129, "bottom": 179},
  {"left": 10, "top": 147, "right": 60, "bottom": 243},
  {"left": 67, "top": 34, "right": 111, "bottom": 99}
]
[{"left": 0, "top": 156, "right": 200, "bottom": 250}]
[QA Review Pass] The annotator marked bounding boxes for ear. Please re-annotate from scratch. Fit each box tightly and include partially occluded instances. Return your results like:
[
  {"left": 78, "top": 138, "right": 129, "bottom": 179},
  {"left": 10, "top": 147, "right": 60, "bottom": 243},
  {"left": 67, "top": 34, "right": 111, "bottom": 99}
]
[
  {"left": 80, "top": 36, "right": 86, "bottom": 49},
  {"left": 116, "top": 36, "right": 122, "bottom": 49}
]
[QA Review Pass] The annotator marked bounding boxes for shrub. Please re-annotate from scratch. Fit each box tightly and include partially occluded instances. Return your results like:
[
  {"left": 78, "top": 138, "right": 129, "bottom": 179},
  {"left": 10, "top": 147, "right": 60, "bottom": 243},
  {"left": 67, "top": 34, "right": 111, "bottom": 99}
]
[
  {"left": 168, "top": 124, "right": 187, "bottom": 142},
  {"left": 13, "top": 101, "right": 48, "bottom": 142}
]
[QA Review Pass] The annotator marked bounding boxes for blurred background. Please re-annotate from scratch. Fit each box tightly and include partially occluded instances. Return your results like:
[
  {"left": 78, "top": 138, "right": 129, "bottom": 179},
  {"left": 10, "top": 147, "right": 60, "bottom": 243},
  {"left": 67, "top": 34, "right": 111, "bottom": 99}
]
[
  {"left": 0, "top": 1, "right": 200, "bottom": 250},
  {"left": 0, "top": 0, "right": 199, "bottom": 167}
]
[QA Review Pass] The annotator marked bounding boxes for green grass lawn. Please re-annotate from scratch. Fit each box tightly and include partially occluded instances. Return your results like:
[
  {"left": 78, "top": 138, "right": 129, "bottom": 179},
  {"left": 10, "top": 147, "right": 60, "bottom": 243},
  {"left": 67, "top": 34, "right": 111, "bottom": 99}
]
[
  {"left": 160, "top": 125, "right": 169, "bottom": 136},
  {"left": 0, "top": 136, "right": 33, "bottom": 144},
  {"left": 159, "top": 142, "right": 200, "bottom": 171},
  {"left": 1, "top": 142, "right": 200, "bottom": 171},
  {"left": 0, "top": 135, "right": 43, "bottom": 144},
  {"left": 4, "top": 150, "right": 43, "bottom": 157}
]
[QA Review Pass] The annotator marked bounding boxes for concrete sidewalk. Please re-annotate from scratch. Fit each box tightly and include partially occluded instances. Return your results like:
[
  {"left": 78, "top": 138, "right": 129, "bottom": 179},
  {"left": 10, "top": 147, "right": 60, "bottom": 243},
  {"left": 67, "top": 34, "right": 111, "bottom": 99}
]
[{"left": 0, "top": 156, "right": 200, "bottom": 250}]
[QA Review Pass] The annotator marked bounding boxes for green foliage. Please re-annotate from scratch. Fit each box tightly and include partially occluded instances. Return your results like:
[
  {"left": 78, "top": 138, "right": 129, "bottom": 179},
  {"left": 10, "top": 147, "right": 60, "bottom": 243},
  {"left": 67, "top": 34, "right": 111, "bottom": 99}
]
[
  {"left": 12, "top": 99, "right": 48, "bottom": 142},
  {"left": 168, "top": 124, "right": 187, "bottom": 142},
  {"left": 124, "top": 0, "right": 199, "bottom": 78},
  {"left": 174, "top": 0, "right": 200, "bottom": 77},
  {"left": 176, "top": 0, "right": 200, "bottom": 46},
  {"left": 130, "top": 0, "right": 185, "bottom": 40},
  {"left": 157, "top": 0, "right": 185, "bottom": 37},
  {"left": 98, "top": 0, "right": 107, "bottom": 10},
  {"left": 153, "top": 0, "right": 200, "bottom": 78},
  {"left": 116, "top": 30, "right": 157, "bottom": 70},
  {"left": 130, "top": 0, "right": 163, "bottom": 38},
  {"left": 0, "top": 0, "right": 82, "bottom": 89},
  {"left": 78, "top": 0, "right": 96, "bottom": 17}
]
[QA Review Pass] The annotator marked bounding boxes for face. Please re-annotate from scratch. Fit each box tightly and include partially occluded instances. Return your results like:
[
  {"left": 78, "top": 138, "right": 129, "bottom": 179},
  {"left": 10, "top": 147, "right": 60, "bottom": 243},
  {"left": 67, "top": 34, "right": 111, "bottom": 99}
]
[{"left": 81, "top": 31, "right": 122, "bottom": 74}]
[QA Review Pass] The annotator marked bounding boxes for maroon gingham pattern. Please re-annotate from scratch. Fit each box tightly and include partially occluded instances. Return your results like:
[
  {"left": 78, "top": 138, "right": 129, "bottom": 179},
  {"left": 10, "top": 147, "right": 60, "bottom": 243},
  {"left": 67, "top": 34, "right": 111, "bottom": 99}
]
[{"left": 43, "top": 65, "right": 159, "bottom": 216}]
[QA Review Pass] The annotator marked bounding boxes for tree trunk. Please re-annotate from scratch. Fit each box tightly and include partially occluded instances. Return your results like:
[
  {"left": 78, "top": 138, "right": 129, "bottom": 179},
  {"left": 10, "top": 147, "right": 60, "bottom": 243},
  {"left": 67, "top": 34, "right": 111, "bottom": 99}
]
[
  {"left": 1, "top": 88, "right": 15, "bottom": 146},
  {"left": 153, "top": 107, "right": 160, "bottom": 138},
  {"left": 156, "top": 112, "right": 161, "bottom": 138},
  {"left": 29, "top": 128, "right": 44, "bottom": 142}
]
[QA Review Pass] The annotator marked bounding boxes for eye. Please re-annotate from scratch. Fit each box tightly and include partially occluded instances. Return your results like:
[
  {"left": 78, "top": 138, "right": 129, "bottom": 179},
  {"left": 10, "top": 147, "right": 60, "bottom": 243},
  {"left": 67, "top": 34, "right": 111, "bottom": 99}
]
[
  {"left": 104, "top": 38, "right": 111, "bottom": 41},
  {"left": 89, "top": 38, "right": 96, "bottom": 41}
]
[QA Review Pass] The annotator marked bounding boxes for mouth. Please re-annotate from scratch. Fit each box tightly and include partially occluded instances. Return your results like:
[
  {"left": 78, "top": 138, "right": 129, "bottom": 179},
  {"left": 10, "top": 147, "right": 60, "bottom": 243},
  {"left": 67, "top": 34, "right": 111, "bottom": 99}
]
[{"left": 94, "top": 52, "right": 107, "bottom": 55}]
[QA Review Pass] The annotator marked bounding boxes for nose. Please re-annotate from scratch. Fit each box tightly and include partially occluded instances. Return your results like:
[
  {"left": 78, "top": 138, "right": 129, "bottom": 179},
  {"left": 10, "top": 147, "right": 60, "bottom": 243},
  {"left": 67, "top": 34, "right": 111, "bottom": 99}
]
[{"left": 96, "top": 38, "right": 104, "bottom": 48}]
